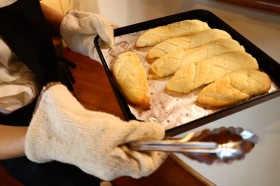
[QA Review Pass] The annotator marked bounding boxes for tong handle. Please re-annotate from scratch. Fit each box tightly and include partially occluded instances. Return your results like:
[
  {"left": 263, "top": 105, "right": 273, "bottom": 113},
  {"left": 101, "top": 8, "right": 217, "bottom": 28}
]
[{"left": 128, "top": 141, "right": 218, "bottom": 153}]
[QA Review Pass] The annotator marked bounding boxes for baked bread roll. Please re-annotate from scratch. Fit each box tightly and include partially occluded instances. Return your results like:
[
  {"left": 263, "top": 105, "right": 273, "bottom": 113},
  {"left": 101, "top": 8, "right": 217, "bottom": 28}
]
[
  {"left": 112, "top": 51, "right": 150, "bottom": 110},
  {"left": 196, "top": 69, "right": 271, "bottom": 107},
  {"left": 149, "top": 38, "right": 245, "bottom": 79},
  {"left": 167, "top": 51, "right": 259, "bottom": 94},
  {"left": 147, "top": 28, "right": 232, "bottom": 62},
  {"left": 135, "top": 19, "right": 210, "bottom": 48}
]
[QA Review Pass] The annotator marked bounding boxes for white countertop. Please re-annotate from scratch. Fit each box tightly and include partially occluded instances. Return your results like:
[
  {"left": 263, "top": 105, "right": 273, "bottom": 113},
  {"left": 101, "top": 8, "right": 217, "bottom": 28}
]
[{"left": 175, "top": 96, "right": 280, "bottom": 186}]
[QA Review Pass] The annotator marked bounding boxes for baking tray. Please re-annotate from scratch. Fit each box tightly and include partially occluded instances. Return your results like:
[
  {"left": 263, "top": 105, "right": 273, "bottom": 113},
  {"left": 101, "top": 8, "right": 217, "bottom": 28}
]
[{"left": 94, "top": 9, "right": 280, "bottom": 136}]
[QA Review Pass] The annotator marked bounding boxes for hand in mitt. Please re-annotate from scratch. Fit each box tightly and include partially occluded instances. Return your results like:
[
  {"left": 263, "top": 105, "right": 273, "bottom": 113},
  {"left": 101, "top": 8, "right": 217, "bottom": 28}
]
[
  {"left": 60, "top": 10, "right": 115, "bottom": 61},
  {"left": 25, "top": 83, "right": 168, "bottom": 181}
]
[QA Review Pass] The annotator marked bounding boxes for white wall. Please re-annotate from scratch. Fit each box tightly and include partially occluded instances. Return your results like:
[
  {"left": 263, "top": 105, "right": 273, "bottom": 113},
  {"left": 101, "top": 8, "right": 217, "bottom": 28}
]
[
  {"left": 97, "top": 0, "right": 280, "bottom": 63},
  {"left": 41, "top": 0, "right": 280, "bottom": 63},
  {"left": 41, "top": 0, "right": 101, "bottom": 14}
]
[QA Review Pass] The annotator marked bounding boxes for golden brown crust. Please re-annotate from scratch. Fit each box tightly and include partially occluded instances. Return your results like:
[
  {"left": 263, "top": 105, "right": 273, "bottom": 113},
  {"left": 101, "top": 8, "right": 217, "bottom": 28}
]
[
  {"left": 149, "top": 38, "right": 245, "bottom": 78},
  {"left": 146, "top": 28, "right": 232, "bottom": 62},
  {"left": 166, "top": 51, "right": 259, "bottom": 94},
  {"left": 135, "top": 19, "right": 210, "bottom": 48},
  {"left": 112, "top": 51, "right": 150, "bottom": 110},
  {"left": 196, "top": 69, "right": 271, "bottom": 107}
]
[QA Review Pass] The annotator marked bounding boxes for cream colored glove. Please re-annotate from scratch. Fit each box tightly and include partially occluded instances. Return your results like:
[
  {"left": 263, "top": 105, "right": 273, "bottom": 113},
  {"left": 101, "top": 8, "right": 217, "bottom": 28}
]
[
  {"left": 60, "top": 10, "right": 115, "bottom": 62},
  {"left": 25, "top": 83, "right": 167, "bottom": 181}
]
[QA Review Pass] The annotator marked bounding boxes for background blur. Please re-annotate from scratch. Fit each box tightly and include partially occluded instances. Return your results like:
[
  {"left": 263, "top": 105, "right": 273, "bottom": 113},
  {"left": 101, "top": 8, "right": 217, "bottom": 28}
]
[{"left": 42, "top": 0, "right": 280, "bottom": 62}]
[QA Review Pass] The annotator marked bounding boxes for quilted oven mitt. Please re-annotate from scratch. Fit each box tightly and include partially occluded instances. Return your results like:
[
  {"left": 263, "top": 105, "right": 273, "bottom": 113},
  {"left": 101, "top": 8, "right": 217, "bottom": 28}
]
[
  {"left": 25, "top": 83, "right": 167, "bottom": 181},
  {"left": 60, "top": 10, "right": 115, "bottom": 62}
]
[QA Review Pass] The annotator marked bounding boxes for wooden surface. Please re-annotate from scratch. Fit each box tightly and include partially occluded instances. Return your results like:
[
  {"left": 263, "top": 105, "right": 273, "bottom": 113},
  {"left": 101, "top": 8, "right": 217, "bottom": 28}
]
[
  {"left": 0, "top": 165, "right": 23, "bottom": 186},
  {"left": 65, "top": 48, "right": 208, "bottom": 186},
  {"left": 0, "top": 48, "right": 208, "bottom": 186}
]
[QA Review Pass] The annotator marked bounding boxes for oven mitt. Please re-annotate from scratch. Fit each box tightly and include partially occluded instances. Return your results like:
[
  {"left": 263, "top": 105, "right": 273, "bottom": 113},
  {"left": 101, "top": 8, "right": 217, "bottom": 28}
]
[
  {"left": 60, "top": 10, "right": 115, "bottom": 62},
  {"left": 25, "top": 83, "right": 167, "bottom": 181}
]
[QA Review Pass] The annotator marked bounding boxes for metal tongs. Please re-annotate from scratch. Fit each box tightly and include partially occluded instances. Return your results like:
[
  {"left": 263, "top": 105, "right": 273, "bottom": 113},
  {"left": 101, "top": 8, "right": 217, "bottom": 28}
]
[{"left": 129, "top": 127, "right": 259, "bottom": 163}]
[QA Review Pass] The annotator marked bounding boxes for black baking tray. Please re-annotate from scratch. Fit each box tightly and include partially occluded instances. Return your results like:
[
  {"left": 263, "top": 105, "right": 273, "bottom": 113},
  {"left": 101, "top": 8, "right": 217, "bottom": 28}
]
[{"left": 94, "top": 9, "right": 280, "bottom": 136}]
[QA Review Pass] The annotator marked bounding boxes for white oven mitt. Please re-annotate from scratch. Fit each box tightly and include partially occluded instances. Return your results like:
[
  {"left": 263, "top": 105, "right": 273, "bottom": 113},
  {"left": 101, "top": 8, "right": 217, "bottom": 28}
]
[
  {"left": 25, "top": 83, "right": 167, "bottom": 181},
  {"left": 60, "top": 10, "right": 115, "bottom": 62}
]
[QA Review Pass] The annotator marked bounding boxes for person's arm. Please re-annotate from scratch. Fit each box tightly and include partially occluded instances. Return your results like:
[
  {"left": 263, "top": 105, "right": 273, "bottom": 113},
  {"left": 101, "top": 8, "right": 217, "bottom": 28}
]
[
  {"left": 40, "top": 2, "right": 64, "bottom": 37},
  {"left": 0, "top": 125, "right": 27, "bottom": 160}
]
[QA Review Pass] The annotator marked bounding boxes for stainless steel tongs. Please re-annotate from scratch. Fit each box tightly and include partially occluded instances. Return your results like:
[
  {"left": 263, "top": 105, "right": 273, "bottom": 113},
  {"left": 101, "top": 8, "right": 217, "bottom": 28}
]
[{"left": 128, "top": 127, "right": 259, "bottom": 163}]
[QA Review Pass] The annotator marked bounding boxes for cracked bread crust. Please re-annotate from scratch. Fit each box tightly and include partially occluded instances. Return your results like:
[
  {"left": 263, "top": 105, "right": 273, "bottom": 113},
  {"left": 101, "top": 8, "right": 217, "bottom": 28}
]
[
  {"left": 166, "top": 51, "right": 259, "bottom": 94},
  {"left": 112, "top": 51, "right": 150, "bottom": 110},
  {"left": 135, "top": 19, "right": 210, "bottom": 48},
  {"left": 196, "top": 69, "right": 271, "bottom": 107}
]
